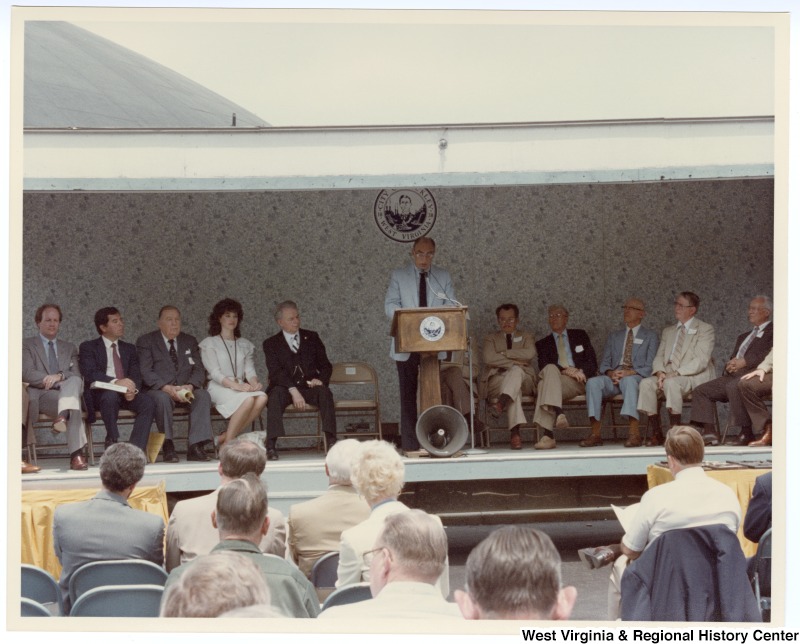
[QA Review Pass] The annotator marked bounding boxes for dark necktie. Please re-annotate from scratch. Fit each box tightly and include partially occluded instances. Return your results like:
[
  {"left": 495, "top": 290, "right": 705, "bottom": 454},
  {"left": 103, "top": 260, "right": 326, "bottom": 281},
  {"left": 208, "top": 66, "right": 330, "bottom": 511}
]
[
  {"left": 47, "top": 340, "right": 59, "bottom": 373},
  {"left": 291, "top": 335, "right": 300, "bottom": 353},
  {"left": 169, "top": 339, "right": 179, "bottom": 383},
  {"left": 621, "top": 329, "right": 634, "bottom": 369},
  {"left": 112, "top": 342, "right": 124, "bottom": 379},
  {"left": 506, "top": 334, "right": 513, "bottom": 350},
  {"left": 419, "top": 271, "right": 428, "bottom": 307}
]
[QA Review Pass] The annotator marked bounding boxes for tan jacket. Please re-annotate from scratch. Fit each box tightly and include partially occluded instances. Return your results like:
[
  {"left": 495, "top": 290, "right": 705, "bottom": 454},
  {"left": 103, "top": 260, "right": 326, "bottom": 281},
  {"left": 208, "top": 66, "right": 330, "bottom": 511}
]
[
  {"left": 651, "top": 317, "right": 716, "bottom": 378},
  {"left": 479, "top": 330, "right": 537, "bottom": 398}
]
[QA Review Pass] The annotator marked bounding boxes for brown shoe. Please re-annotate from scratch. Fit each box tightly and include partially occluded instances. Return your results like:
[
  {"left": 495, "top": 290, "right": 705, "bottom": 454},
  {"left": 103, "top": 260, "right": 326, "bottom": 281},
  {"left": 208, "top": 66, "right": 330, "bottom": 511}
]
[
  {"left": 22, "top": 461, "right": 41, "bottom": 474},
  {"left": 70, "top": 454, "right": 88, "bottom": 471},
  {"left": 52, "top": 416, "right": 68, "bottom": 434},
  {"left": 510, "top": 428, "right": 522, "bottom": 450},
  {"left": 580, "top": 434, "right": 603, "bottom": 447},
  {"left": 749, "top": 424, "right": 772, "bottom": 447},
  {"left": 645, "top": 433, "right": 663, "bottom": 446},
  {"left": 625, "top": 434, "right": 642, "bottom": 448}
]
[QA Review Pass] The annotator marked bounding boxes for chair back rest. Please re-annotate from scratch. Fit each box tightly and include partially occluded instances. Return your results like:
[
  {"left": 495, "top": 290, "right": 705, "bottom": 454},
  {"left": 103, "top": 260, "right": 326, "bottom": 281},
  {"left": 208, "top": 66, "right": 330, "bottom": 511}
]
[
  {"left": 321, "top": 582, "right": 372, "bottom": 612},
  {"left": 21, "top": 597, "right": 53, "bottom": 617},
  {"left": 21, "top": 564, "right": 64, "bottom": 615},
  {"left": 753, "top": 527, "right": 772, "bottom": 601},
  {"left": 310, "top": 551, "right": 340, "bottom": 588},
  {"left": 69, "top": 584, "right": 164, "bottom": 617},
  {"left": 69, "top": 559, "right": 168, "bottom": 606},
  {"left": 330, "top": 362, "right": 379, "bottom": 395}
]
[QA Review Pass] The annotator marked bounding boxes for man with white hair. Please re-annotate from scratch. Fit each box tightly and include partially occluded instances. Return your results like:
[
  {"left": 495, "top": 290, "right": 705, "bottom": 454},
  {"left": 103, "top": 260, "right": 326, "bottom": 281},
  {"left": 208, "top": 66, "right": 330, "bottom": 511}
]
[
  {"left": 455, "top": 525, "right": 577, "bottom": 620},
  {"left": 335, "top": 439, "right": 449, "bottom": 597},
  {"left": 287, "top": 439, "right": 371, "bottom": 578},
  {"left": 165, "top": 473, "right": 319, "bottom": 618},
  {"left": 321, "top": 510, "right": 462, "bottom": 619}
]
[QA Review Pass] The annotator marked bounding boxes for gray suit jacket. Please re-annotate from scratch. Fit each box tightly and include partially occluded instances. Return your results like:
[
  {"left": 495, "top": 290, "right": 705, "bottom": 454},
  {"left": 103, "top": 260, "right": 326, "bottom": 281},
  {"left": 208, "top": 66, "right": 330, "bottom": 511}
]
[
  {"left": 598, "top": 326, "right": 659, "bottom": 377},
  {"left": 22, "top": 335, "right": 83, "bottom": 440},
  {"left": 136, "top": 330, "right": 206, "bottom": 391},
  {"left": 384, "top": 262, "right": 456, "bottom": 361},
  {"left": 53, "top": 489, "right": 165, "bottom": 612}
]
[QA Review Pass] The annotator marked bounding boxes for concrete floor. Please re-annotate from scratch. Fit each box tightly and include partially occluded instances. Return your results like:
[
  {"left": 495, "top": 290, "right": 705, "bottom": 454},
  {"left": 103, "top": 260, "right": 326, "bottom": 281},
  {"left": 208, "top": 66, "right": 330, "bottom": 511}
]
[{"left": 445, "top": 519, "right": 625, "bottom": 621}]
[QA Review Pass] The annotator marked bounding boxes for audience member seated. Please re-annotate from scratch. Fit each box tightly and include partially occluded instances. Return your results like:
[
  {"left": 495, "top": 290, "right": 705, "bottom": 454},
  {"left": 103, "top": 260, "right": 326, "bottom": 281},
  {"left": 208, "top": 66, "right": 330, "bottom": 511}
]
[
  {"left": 217, "top": 603, "right": 285, "bottom": 618},
  {"left": 583, "top": 298, "right": 658, "bottom": 448},
  {"left": 320, "top": 510, "right": 461, "bottom": 620},
  {"left": 533, "top": 304, "right": 598, "bottom": 449},
  {"left": 53, "top": 443, "right": 165, "bottom": 613},
  {"left": 198, "top": 298, "right": 267, "bottom": 448},
  {"left": 79, "top": 307, "right": 155, "bottom": 453},
  {"left": 161, "top": 551, "right": 270, "bottom": 618},
  {"left": 637, "top": 292, "right": 715, "bottom": 444},
  {"left": 576, "top": 425, "right": 740, "bottom": 620},
  {"left": 136, "top": 305, "right": 213, "bottom": 462},
  {"left": 690, "top": 295, "right": 773, "bottom": 446},
  {"left": 336, "top": 439, "right": 449, "bottom": 597},
  {"left": 165, "top": 473, "right": 319, "bottom": 618},
  {"left": 23, "top": 303, "right": 88, "bottom": 470},
  {"left": 480, "top": 303, "right": 537, "bottom": 450},
  {"left": 739, "top": 348, "right": 774, "bottom": 447},
  {"left": 743, "top": 470, "right": 772, "bottom": 580},
  {"left": 263, "top": 300, "right": 337, "bottom": 460},
  {"left": 287, "top": 439, "right": 370, "bottom": 578},
  {"left": 166, "top": 438, "right": 285, "bottom": 571},
  {"left": 454, "top": 525, "right": 576, "bottom": 620}
]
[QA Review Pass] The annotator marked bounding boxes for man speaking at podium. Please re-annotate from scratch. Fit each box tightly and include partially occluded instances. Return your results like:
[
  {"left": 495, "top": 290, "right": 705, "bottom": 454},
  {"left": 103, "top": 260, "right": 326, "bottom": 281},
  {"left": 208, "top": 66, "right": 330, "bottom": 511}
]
[{"left": 385, "top": 236, "right": 456, "bottom": 453}]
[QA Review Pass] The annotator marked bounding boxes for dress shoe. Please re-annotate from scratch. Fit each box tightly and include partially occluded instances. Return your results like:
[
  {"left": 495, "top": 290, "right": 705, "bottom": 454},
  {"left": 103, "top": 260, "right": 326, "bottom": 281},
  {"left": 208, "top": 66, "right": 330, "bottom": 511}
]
[
  {"left": 22, "top": 461, "right": 41, "bottom": 474},
  {"left": 187, "top": 443, "right": 211, "bottom": 462},
  {"left": 267, "top": 448, "right": 279, "bottom": 461},
  {"left": 162, "top": 440, "right": 180, "bottom": 463},
  {"left": 510, "top": 430, "right": 522, "bottom": 450},
  {"left": 104, "top": 438, "right": 118, "bottom": 450},
  {"left": 578, "top": 547, "right": 616, "bottom": 570},
  {"left": 489, "top": 400, "right": 504, "bottom": 419},
  {"left": 725, "top": 432, "right": 755, "bottom": 446},
  {"left": 202, "top": 439, "right": 216, "bottom": 455},
  {"left": 70, "top": 454, "right": 88, "bottom": 471},
  {"left": 702, "top": 432, "right": 720, "bottom": 446},
  {"left": 534, "top": 435, "right": 557, "bottom": 450},
  {"left": 749, "top": 424, "right": 772, "bottom": 447},
  {"left": 52, "top": 416, "right": 68, "bottom": 434},
  {"left": 624, "top": 434, "right": 642, "bottom": 448},
  {"left": 646, "top": 432, "right": 664, "bottom": 447},
  {"left": 579, "top": 435, "right": 603, "bottom": 448},
  {"left": 555, "top": 413, "right": 569, "bottom": 429}
]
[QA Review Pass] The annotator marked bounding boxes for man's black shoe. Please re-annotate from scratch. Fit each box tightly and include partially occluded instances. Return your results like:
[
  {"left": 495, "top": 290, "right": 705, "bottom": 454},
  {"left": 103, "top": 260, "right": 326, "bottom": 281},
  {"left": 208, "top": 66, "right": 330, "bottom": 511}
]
[
  {"left": 725, "top": 432, "right": 755, "bottom": 446},
  {"left": 163, "top": 439, "right": 180, "bottom": 463},
  {"left": 104, "top": 438, "right": 117, "bottom": 451},
  {"left": 187, "top": 443, "right": 211, "bottom": 462},
  {"left": 703, "top": 432, "right": 720, "bottom": 446},
  {"left": 267, "top": 448, "right": 279, "bottom": 461}
]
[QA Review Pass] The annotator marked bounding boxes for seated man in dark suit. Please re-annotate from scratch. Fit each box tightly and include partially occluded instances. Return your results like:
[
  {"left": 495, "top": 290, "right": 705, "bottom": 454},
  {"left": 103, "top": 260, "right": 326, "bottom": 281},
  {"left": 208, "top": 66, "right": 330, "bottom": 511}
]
[
  {"left": 79, "top": 307, "right": 155, "bottom": 452},
  {"left": 23, "top": 303, "right": 88, "bottom": 470},
  {"left": 532, "top": 304, "right": 598, "bottom": 448},
  {"left": 53, "top": 443, "right": 165, "bottom": 613},
  {"left": 263, "top": 300, "right": 336, "bottom": 461},
  {"left": 690, "top": 295, "right": 773, "bottom": 446},
  {"left": 136, "top": 305, "right": 212, "bottom": 463}
]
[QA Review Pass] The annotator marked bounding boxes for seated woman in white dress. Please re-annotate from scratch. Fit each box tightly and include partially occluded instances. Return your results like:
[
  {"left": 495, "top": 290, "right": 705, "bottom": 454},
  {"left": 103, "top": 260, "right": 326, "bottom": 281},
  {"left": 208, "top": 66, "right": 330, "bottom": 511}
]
[{"left": 199, "top": 298, "right": 268, "bottom": 447}]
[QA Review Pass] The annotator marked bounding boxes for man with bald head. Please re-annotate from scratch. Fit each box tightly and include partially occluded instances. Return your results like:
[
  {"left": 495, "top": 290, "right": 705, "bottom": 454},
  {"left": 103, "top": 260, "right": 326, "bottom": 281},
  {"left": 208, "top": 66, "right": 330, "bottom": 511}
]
[{"left": 582, "top": 298, "right": 659, "bottom": 447}]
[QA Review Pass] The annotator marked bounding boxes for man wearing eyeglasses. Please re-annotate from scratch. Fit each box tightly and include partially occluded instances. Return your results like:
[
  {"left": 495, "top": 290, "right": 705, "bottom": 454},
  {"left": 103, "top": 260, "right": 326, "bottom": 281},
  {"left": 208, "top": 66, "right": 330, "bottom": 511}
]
[
  {"left": 582, "top": 298, "right": 659, "bottom": 448},
  {"left": 637, "top": 291, "right": 715, "bottom": 445},
  {"left": 385, "top": 236, "right": 456, "bottom": 453},
  {"left": 532, "top": 304, "right": 598, "bottom": 449}
]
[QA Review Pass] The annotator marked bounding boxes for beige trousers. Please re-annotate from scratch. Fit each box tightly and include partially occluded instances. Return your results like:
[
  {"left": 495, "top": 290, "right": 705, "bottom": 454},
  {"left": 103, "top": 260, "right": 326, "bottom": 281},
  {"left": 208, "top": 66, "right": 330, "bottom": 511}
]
[
  {"left": 486, "top": 365, "right": 535, "bottom": 429},
  {"left": 532, "top": 364, "right": 585, "bottom": 430}
]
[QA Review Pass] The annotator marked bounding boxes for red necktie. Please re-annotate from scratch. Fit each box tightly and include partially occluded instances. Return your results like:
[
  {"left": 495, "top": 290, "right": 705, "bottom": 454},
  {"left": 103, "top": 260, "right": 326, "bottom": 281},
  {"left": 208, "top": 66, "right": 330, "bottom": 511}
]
[{"left": 112, "top": 342, "right": 124, "bottom": 379}]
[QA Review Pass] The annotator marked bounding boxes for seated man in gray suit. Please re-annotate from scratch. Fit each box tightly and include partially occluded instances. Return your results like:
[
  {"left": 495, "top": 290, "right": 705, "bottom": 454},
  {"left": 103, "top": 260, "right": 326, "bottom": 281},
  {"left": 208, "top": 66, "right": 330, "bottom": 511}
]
[
  {"left": 53, "top": 443, "right": 165, "bottom": 613},
  {"left": 165, "top": 438, "right": 286, "bottom": 571},
  {"left": 136, "top": 305, "right": 212, "bottom": 463},
  {"left": 22, "top": 304, "right": 88, "bottom": 470},
  {"left": 583, "top": 298, "right": 659, "bottom": 448},
  {"left": 165, "top": 473, "right": 319, "bottom": 618}
]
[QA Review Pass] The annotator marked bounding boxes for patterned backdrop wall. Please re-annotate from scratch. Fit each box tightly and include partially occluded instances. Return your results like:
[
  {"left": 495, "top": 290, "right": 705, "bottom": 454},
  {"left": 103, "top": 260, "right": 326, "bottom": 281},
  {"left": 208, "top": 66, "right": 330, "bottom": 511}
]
[{"left": 22, "top": 178, "right": 774, "bottom": 430}]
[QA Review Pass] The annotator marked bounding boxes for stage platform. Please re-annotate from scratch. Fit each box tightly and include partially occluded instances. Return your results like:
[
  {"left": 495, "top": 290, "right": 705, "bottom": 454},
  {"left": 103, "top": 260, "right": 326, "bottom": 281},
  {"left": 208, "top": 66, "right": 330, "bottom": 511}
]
[{"left": 21, "top": 439, "right": 772, "bottom": 523}]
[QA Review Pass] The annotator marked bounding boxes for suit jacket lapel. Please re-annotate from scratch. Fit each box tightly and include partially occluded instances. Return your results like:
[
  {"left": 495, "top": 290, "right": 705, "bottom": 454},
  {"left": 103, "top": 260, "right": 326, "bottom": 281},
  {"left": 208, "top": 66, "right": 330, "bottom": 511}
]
[{"left": 33, "top": 339, "right": 50, "bottom": 372}]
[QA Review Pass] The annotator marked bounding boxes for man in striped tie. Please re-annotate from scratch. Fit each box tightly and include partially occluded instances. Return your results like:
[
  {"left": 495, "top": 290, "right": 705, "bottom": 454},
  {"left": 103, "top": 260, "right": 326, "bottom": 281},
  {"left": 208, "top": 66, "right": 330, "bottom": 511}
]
[{"left": 689, "top": 295, "right": 773, "bottom": 446}]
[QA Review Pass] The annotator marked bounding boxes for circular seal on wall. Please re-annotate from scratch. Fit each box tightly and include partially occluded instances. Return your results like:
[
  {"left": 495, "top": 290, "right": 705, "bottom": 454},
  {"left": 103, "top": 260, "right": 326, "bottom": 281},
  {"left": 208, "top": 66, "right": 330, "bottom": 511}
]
[
  {"left": 374, "top": 188, "right": 437, "bottom": 242},
  {"left": 420, "top": 316, "right": 446, "bottom": 342}
]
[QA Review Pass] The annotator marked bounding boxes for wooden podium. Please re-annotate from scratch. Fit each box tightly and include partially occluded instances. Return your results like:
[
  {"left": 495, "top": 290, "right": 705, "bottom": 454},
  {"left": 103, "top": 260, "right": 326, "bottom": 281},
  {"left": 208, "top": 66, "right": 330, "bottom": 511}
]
[{"left": 391, "top": 306, "right": 468, "bottom": 413}]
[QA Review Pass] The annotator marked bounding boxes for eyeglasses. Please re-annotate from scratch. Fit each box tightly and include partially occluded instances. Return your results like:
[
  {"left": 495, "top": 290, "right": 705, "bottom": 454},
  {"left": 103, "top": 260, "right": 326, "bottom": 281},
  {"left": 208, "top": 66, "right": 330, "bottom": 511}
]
[
  {"left": 548, "top": 313, "right": 567, "bottom": 319},
  {"left": 673, "top": 302, "right": 694, "bottom": 309},
  {"left": 363, "top": 547, "right": 386, "bottom": 567},
  {"left": 414, "top": 252, "right": 435, "bottom": 259},
  {"left": 498, "top": 317, "right": 517, "bottom": 324},
  {"left": 622, "top": 306, "right": 644, "bottom": 312}
]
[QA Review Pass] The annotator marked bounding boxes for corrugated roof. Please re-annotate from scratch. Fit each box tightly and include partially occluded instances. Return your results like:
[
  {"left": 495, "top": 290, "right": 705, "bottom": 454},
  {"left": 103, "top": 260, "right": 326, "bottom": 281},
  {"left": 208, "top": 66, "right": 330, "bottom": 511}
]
[{"left": 24, "top": 21, "right": 270, "bottom": 128}]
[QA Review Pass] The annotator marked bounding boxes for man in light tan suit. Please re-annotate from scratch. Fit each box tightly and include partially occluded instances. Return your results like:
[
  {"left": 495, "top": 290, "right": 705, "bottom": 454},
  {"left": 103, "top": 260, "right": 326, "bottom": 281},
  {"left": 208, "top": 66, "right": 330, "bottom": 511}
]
[
  {"left": 287, "top": 439, "right": 370, "bottom": 578},
  {"left": 480, "top": 304, "right": 537, "bottom": 450},
  {"left": 637, "top": 291, "right": 716, "bottom": 445},
  {"left": 165, "top": 438, "right": 286, "bottom": 572}
]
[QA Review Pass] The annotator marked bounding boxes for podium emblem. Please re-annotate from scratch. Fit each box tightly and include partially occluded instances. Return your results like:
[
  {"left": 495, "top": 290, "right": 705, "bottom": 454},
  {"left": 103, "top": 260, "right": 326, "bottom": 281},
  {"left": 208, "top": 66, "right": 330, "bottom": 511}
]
[
  {"left": 420, "top": 316, "right": 446, "bottom": 342},
  {"left": 374, "top": 188, "right": 437, "bottom": 242}
]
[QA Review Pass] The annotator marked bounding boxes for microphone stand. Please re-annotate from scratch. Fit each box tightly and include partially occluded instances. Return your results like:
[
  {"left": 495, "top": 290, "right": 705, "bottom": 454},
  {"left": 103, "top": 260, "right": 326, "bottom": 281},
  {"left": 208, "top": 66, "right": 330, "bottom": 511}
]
[{"left": 464, "top": 328, "right": 487, "bottom": 456}]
